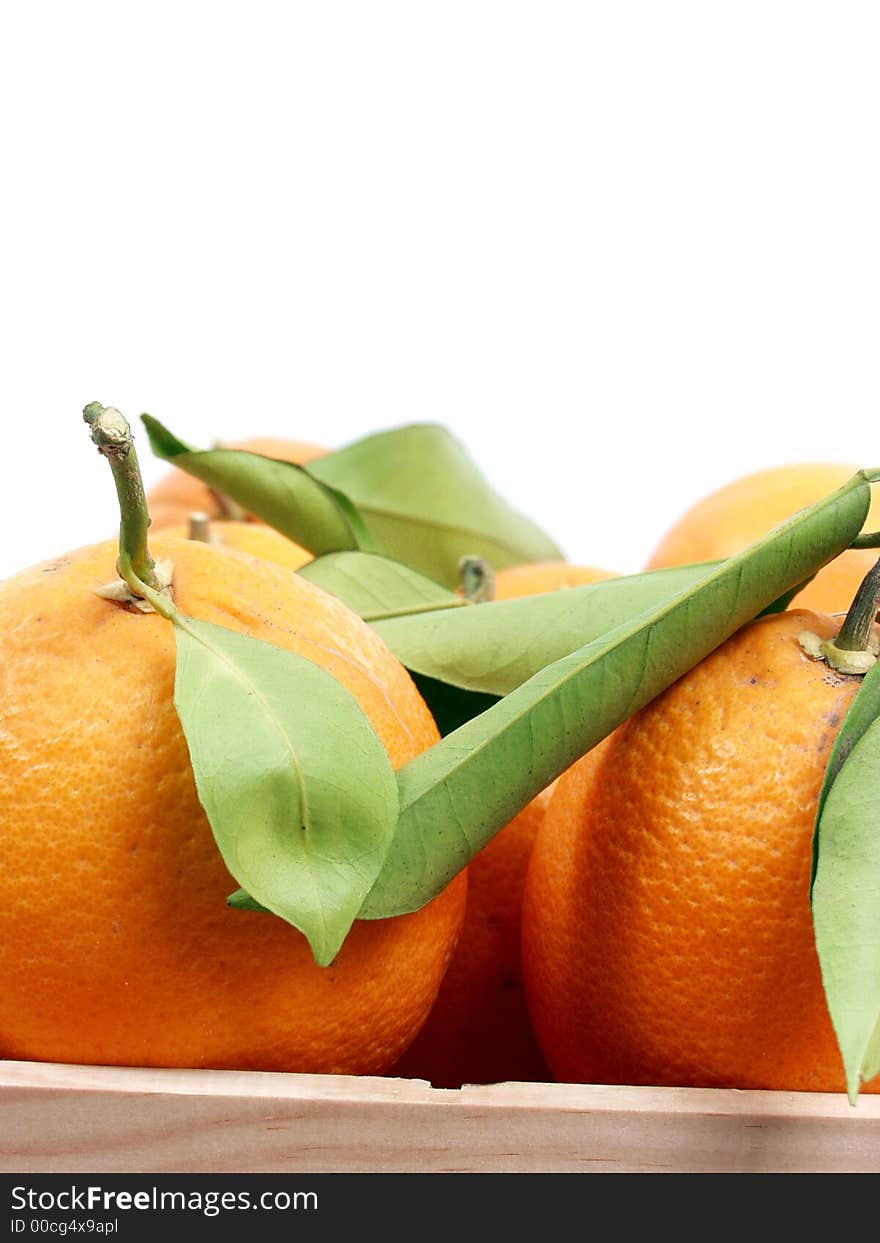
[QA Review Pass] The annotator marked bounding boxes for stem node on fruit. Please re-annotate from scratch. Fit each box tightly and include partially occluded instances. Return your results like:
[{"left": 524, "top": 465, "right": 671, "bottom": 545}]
[
  {"left": 798, "top": 630, "right": 879, "bottom": 676},
  {"left": 188, "top": 512, "right": 213, "bottom": 543},
  {"left": 798, "top": 555, "right": 880, "bottom": 675},
  {"left": 94, "top": 558, "right": 175, "bottom": 613},
  {"left": 459, "top": 555, "right": 496, "bottom": 603}
]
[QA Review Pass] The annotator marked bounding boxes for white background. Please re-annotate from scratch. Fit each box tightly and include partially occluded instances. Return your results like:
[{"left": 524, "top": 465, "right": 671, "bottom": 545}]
[{"left": 1, "top": 2, "right": 878, "bottom": 582}]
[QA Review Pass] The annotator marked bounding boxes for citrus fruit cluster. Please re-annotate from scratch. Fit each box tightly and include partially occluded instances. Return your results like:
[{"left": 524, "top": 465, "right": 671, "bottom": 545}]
[{"left": 1, "top": 408, "right": 879, "bottom": 1101}]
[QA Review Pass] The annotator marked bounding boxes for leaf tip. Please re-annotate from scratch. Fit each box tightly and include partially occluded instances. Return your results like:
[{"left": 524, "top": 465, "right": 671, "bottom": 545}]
[
  {"left": 310, "top": 943, "right": 338, "bottom": 970},
  {"left": 227, "top": 887, "right": 267, "bottom": 913}
]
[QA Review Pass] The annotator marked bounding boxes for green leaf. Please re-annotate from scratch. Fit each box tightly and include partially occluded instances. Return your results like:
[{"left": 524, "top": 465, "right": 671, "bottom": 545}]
[
  {"left": 360, "top": 470, "right": 872, "bottom": 919},
  {"left": 141, "top": 414, "right": 373, "bottom": 555},
  {"left": 811, "top": 714, "right": 880, "bottom": 1102},
  {"left": 298, "top": 551, "right": 463, "bottom": 620},
  {"left": 298, "top": 555, "right": 806, "bottom": 730},
  {"left": 371, "top": 562, "right": 719, "bottom": 697},
  {"left": 812, "top": 654, "right": 880, "bottom": 884},
  {"left": 299, "top": 554, "right": 812, "bottom": 718},
  {"left": 173, "top": 616, "right": 398, "bottom": 966},
  {"left": 307, "top": 423, "right": 564, "bottom": 586},
  {"left": 297, "top": 555, "right": 497, "bottom": 732}
]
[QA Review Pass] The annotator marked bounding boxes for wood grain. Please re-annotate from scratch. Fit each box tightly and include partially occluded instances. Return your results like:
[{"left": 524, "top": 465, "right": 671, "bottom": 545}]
[{"left": 2, "top": 1060, "right": 879, "bottom": 1173}]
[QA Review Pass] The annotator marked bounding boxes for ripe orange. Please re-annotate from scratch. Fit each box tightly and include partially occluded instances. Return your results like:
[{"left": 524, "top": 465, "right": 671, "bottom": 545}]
[
  {"left": 394, "top": 560, "right": 616, "bottom": 1088},
  {"left": 522, "top": 607, "right": 880, "bottom": 1094},
  {"left": 493, "top": 560, "right": 617, "bottom": 599},
  {"left": 147, "top": 434, "right": 328, "bottom": 530},
  {"left": 160, "top": 517, "right": 313, "bottom": 573},
  {"left": 645, "top": 462, "right": 880, "bottom": 614},
  {"left": 0, "top": 535, "right": 466, "bottom": 1075},
  {"left": 393, "top": 789, "right": 553, "bottom": 1087}
]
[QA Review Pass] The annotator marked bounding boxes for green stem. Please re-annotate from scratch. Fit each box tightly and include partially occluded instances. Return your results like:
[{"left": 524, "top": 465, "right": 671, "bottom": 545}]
[
  {"left": 119, "top": 557, "right": 179, "bottom": 622},
  {"left": 849, "top": 530, "right": 880, "bottom": 549},
  {"left": 835, "top": 556, "right": 880, "bottom": 652},
  {"left": 83, "top": 401, "right": 163, "bottom": 600}
]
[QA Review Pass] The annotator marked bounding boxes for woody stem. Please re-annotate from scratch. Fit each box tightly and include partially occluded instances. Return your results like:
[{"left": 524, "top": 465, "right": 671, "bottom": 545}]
[
  {"left": 835, "top": 557, "right": 880, "bottom": 652},
  {"left": 83, "top": 402, "right": 159, "bottom": 592}
]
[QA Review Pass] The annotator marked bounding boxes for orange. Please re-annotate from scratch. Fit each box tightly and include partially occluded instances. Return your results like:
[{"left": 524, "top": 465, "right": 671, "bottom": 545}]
[
  {"left": 522, "top": 607, "right": 880, "bottom": 1094},
  {"left": 393, "top": 790, "right": 553, "bottom": 1087},
  {"left": 160, "top": 517, "right": 313, "bottom": 573},
  {"left": 0, "top": 535, "right": 466, "bottom": 1075},
  {"left": 147, "top": 434, "right": 328, "bottom": 530},
  {"left": 493, "top": 560, "right": 617, "bottom": 599},
  {"left": 645, "top": 462, "right": 880, "bottom": 614},
  {"left": 393, "top": 560, "right": 616, "bottom": 1088}
]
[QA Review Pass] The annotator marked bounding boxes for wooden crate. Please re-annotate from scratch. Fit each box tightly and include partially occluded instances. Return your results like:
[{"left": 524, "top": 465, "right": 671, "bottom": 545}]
[{"left": 2, "top": 1059, "right": 879, "bottom": 1173}]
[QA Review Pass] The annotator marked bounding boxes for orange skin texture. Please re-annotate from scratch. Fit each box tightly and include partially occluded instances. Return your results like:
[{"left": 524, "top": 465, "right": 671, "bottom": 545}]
[
  {"left": 393, "top": 790, "right": 553, "bottom": 1087},
  {"left": 493, "top": 561, "right": 617, "bottom": 599},
  {"left": 645, "top": 462, "right": 880, "bottom": 614},
  {"left": 394, "top": 561, "right": 616, "bottom": 1088},
  {"left": 0, "top": 536, "right": 466, "bottom": 1075},
  {"left": 147, "top": 435, "right": 328, "bottom": 530},
  {"left": 160, "top": 519, "right": 313, "bottom": 573},
  {"left": 522, "top": 608, "right": 880, "bottom": 1093}
]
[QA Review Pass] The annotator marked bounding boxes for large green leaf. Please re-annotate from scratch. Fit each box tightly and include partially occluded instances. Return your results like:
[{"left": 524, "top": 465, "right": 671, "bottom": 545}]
[
  {"left": 371, "top": 562, "right": 718, "bottom": 697},
  {"left": 307, "top": 423, "right": 564, "bottom": 585},
  {"left": 297, "top": 554, "right": 812, "bottom": 729},
  {"left": 812, "top": 653, "right": 880, "bottom": 883},
  {"left": 301, "top": 554, "right": 813, "bottom": 698},
  {"left": 811, "top": 714, "right": 880, "bottom": 1102},
  {"left": 360, "top": 471, "right": 872, "bottom": 919},
  {"left": 141, "top": 415, "right": 373, "bottom": 554},
  {"left": 173, "top": 617, "right": 398, "bottom": 966}
]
